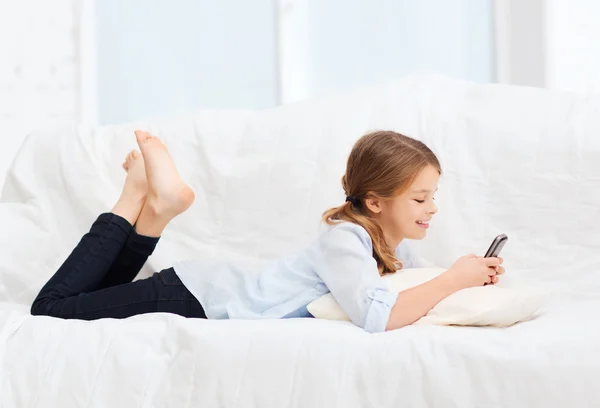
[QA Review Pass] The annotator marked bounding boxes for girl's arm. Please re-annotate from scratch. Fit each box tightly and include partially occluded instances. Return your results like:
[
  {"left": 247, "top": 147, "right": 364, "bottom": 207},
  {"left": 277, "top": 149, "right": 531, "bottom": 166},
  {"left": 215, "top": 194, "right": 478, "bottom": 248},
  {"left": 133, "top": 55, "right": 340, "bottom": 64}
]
[
  {"left": 313, "top": 224, "right": 500, "bottom": 333},
  {"left": 385, "top": 274, "right": 456, "bottom": 331},
  {"left": 385, "top": 255, "right": 502, "bottom": 330}
]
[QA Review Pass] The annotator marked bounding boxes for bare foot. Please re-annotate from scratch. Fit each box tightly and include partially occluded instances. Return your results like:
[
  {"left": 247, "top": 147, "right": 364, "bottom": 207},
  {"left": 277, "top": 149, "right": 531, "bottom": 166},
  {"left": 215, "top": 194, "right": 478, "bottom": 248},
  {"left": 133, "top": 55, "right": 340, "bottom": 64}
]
[
  {"left": 134, "top": 130, "right": 195, "bottom": 220},
  {"left": 111, "top": 150, "right": 147, "bottom": 226},
  {"left": 122, "top": 150, "right": 147, "bottom": 197}
]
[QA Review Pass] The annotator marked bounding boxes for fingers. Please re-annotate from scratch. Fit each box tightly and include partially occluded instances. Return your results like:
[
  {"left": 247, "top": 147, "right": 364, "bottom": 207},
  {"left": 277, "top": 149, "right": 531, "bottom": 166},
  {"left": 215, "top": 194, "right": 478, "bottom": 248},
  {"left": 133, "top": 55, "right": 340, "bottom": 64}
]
[
  {"left": 476, "top": 256, "right": 503, "bottom": 264},
  {"left": 488, "top": 265, "right": 505, "bottom": 276},
  {"left": 484, "top": 275, "right": 499, "bottom": 286},
  {"left": 484, "top": 277, "right": 498, "bottom": 286},
  {"left": 480, "top": 257, "right": 501, "bottom": 267}
]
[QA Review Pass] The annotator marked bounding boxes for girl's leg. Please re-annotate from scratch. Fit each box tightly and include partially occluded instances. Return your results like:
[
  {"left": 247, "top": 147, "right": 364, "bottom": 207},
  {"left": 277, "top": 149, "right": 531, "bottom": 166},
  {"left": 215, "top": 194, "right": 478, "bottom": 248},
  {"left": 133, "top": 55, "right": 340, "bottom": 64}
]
[
  {"left": 98, "top": 130, "right": 196, "bottom": 288},
  {"left": 110, "top": 149, "right": 148, "bottom": 228},
  {"left": 95, "top": 224, "right": 159, "bottom": 290},
  {"left": 31, "top": 149, "right": 148, "bottom": 312},
  {"left": 31, "top": 267, "right": 206, "bottom": 320},
  {"left": 31, "top": 130, "right": 195, "bottom": 317},
  {"left": 31, "top": 212, "right": 136, "bottom": 314},
  {"left": 32, "top": 190, "right": 146, "bottom": 314},
  {"left": 93, "top": 149, "right": 154, "bottom": 289}
]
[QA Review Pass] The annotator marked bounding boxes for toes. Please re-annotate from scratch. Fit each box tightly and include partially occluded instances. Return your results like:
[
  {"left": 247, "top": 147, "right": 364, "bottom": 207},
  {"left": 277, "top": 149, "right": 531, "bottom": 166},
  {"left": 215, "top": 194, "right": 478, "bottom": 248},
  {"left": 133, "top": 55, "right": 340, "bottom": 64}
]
[
  {"left": 135, "top": 130, "right": 151, "bottom": 145},
  {"left": 123, "top": 149, "right": 139, "bottom": 170},
  {"left": 125, "top": 150, "right": 141, "bottom": 164},
  {"left": 134, "top": 130, "right": 169, "bottom": 154}
]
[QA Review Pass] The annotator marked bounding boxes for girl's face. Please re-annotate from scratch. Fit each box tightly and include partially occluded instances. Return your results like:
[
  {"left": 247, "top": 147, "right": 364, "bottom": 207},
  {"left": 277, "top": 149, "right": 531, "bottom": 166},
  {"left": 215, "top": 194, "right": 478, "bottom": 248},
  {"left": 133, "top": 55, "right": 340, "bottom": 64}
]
[{"left": 366, "top": 165, "right": 439, "bottom": 247}]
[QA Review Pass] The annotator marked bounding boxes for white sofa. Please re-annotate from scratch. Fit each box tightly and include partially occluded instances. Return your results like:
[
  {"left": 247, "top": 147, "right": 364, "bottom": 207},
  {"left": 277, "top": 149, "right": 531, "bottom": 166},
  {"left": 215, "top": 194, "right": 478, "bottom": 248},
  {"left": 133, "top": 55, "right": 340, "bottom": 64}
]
[{"left": 1, "top": 74, "right": 599, "bottom": 407}]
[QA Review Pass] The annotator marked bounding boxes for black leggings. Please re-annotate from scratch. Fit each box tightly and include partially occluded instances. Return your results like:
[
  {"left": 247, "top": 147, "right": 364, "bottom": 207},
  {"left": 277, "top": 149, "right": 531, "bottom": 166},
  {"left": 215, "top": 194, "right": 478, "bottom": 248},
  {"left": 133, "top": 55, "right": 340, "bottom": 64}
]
[{"left": 31, "top": 212, "right": 206, "bottom": 320}]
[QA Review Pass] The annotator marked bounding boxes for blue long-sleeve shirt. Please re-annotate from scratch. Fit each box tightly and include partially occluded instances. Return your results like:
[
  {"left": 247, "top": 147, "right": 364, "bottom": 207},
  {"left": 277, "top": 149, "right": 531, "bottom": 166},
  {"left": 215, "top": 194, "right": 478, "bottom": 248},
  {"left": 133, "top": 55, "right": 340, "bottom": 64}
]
[{"left": 173, "top": 221, "right": 431, "bottom": 333}]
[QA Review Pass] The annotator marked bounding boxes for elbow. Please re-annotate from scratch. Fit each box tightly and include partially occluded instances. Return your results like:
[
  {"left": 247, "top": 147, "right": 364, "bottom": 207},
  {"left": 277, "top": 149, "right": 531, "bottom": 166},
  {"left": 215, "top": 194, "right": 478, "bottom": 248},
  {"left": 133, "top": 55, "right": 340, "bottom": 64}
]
[
  {"left": 385, "top": 318, "right": 417, "bottom": 332},
  {"left": 385, "top": 319, "right": 410, "bottom": 332}
]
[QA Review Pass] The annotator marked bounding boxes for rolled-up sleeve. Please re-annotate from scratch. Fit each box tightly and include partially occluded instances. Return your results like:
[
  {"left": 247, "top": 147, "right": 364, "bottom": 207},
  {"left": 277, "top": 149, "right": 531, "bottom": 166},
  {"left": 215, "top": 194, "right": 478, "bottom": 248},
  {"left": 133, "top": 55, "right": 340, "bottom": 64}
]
[{"left": 312, "top": 223, "right": 398, "bottom": 333}]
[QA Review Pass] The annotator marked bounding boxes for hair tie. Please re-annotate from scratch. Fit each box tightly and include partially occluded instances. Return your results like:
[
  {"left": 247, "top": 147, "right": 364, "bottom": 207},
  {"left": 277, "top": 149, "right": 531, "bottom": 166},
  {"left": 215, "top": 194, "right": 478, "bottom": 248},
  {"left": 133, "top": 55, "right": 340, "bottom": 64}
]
[{"left": 345, "top": 195, "right": 359, "bottom": 206}]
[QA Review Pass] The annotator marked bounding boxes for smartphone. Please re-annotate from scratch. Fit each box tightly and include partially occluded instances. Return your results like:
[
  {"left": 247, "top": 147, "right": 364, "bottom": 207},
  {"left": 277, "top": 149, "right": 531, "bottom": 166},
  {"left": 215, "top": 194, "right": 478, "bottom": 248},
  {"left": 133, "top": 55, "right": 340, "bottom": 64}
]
[{"left": 484, "top": 234, "right": 508, "bottom": 258}]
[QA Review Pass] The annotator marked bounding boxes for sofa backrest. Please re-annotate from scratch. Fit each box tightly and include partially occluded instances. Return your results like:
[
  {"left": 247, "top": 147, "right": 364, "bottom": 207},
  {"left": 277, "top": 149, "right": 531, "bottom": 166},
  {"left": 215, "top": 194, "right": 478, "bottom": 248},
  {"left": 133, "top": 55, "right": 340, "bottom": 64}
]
[{"left": 2, "top": 73, "right": 599, "bottom": 304}]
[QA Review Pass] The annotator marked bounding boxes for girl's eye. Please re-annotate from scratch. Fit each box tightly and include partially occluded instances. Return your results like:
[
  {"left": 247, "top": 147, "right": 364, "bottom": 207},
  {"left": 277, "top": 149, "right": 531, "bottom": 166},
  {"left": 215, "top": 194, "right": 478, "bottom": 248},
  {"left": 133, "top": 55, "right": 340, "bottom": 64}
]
[{"left": 414, "top": 200, "right": 425, "bottom": 203}]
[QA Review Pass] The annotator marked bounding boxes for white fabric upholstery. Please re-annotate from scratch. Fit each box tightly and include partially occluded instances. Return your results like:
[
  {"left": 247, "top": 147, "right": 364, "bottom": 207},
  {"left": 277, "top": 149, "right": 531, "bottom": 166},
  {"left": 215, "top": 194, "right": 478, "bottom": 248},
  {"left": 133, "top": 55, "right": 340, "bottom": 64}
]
[{"left": 1, "top": 73, "right": 599, "bottom": 407}]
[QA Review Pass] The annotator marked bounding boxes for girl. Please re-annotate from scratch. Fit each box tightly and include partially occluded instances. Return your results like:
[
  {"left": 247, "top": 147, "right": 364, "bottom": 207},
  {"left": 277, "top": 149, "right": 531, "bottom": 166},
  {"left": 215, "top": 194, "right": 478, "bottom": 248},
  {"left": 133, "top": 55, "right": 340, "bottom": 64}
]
[{"left": 31, "top": 130, "right": 504, "bottom": 333}]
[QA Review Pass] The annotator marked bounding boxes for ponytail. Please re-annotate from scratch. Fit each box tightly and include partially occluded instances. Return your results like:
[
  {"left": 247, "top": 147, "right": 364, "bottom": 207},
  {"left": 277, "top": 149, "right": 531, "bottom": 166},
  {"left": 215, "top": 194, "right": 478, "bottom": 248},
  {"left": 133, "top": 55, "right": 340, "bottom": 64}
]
[{"left": 321, "top": 198, "right": 401, "bottom": 275}]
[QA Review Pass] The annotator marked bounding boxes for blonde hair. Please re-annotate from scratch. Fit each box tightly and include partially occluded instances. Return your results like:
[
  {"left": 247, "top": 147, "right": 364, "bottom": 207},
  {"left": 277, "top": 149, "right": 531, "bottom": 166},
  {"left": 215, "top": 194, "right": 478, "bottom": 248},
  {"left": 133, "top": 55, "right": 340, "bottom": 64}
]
[{"left": 322, "top": 130, "right": 441, "bottom": 275}]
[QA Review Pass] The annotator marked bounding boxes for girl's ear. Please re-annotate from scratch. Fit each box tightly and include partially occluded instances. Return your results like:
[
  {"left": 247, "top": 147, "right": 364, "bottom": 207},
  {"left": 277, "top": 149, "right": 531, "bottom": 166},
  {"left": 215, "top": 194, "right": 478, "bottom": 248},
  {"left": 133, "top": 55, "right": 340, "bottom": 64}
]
[{"left": 364, "top": 194, "right": 382, "bottom": 214}]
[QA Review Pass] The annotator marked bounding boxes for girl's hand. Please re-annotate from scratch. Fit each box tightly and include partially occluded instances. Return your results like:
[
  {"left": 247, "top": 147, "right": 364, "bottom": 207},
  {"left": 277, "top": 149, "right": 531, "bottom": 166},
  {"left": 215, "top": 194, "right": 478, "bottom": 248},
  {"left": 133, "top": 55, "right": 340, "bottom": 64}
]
[
  {"left": 485, "top": 256, "right": 505, "bottom": 284},
  {"left": 440, "top": 254, "right": 503, "bottom": 291}
]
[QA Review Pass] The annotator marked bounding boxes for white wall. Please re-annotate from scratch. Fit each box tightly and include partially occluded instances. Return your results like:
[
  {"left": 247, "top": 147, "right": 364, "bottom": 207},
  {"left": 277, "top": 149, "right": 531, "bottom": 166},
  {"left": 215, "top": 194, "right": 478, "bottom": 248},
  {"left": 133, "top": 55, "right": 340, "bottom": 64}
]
[
  {"left": 94, "top": 0, "right": 494, "bottom": 122},
  {"left": 0, "top": 0, "right": 79, "bottom": 190},
  {"left": 494, "top": 0, "right": 600, "bottom": 93},
  {"left": 494, "top": 0, "right": 546, "bottom": 87},
  {"left": 279, "top": 0, "right": 494, "bottom": 103},
  {"left": 94, "top": 0, "right": 278, "bottom": 125},
  {"left": 545, "top": 0, "right": 600, "bottom": 92}
]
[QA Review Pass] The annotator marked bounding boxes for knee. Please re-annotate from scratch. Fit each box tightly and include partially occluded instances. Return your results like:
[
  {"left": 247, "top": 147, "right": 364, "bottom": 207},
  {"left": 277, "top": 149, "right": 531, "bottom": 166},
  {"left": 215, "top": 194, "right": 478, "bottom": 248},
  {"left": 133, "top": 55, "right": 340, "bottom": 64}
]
[{"left": 30, "top": 298, "right": 52, "bottom": 317}]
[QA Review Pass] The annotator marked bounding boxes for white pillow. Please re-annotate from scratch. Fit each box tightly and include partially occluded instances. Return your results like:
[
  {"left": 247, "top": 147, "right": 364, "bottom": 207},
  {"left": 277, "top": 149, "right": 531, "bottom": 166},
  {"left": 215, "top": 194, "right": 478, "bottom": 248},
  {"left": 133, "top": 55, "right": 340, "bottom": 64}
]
[{"left": 307, "top": 268, "right": 546, "bottom": 327}]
